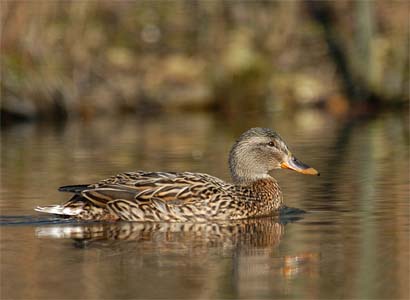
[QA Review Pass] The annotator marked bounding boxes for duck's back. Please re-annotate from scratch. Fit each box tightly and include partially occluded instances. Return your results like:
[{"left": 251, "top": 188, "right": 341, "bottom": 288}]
[
  {"left": 36, "top": 171, "right": 235, "bottom": 222},
  {"left": 86, "top": 171, "right": 232, "bottom": 205}
]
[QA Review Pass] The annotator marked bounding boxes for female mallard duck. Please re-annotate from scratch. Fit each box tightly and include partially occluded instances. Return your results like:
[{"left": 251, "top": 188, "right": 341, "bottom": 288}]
[{"left": 35, "top": 128, "right": 319, "bottom": 222}]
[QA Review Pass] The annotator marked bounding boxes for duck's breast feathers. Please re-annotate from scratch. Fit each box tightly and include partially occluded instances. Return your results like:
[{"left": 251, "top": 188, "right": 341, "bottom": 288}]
[{"left": 79, "top": 171, "right": 230, "bottom": 207}]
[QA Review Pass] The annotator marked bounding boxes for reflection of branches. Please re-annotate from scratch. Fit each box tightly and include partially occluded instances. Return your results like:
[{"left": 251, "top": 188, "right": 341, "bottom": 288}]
[
  {"left": 318, "top": 120, "right": 355, "bottom": 211},
  {"left": 36, "top": 217, "right": 285, "bottom": 250}
]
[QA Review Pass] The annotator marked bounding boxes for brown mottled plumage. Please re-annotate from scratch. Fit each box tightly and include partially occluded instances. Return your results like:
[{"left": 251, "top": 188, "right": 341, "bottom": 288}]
[{"left": 35, "top": 128, "right": 319, "bottom": 222}]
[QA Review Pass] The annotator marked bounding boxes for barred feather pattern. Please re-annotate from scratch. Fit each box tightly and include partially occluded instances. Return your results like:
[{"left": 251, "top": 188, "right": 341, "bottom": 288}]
[{"left": 45, "top": 171, "right": 283, "bottom": 222}]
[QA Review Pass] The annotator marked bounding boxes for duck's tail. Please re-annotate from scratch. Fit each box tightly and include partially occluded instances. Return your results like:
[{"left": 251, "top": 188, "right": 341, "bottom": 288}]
[
  {"left": 58, "top": 184, "right": 90, "bottom": 193},
  {"left": 34, "top": 204, "right": 83, "bottom": 216},
  {"left": 35, "top": 195, "right": 86, "bottom": 217},
  {"left": 36, "top": 186, "right": 90, "bottom": 217}
]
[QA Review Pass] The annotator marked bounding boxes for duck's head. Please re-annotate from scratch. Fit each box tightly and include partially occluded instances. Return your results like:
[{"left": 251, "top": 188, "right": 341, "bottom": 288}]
[{"left": 229, "top": 128, "right": 319, "bottom": 185}]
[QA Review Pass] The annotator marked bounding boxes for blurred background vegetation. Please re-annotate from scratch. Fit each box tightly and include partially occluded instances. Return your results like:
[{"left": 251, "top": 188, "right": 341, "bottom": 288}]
[{"left": 1, "top": 1, "right": 408, "bottom": 125}]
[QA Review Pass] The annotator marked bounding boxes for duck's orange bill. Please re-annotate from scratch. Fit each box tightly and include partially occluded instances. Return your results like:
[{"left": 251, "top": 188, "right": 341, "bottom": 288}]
[{"left": 281, "top": 157, "right": 320, "bottom": 176}]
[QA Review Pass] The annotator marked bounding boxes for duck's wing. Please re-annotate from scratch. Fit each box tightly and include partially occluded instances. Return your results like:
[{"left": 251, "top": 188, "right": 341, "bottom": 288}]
[{"left": 78, "top": 171, "right": 230, "bottom": 207}]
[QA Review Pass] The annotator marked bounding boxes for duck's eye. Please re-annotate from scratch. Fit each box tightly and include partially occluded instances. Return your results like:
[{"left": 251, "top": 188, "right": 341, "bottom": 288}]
[{"left": 267, "top": 141, "right": 276, "bottom": 147}]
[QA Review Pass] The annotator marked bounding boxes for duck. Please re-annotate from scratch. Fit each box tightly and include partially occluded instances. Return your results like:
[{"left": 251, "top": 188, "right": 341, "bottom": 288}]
[{"left": 35, "top": 128, "right": 319, "bottom": 222}]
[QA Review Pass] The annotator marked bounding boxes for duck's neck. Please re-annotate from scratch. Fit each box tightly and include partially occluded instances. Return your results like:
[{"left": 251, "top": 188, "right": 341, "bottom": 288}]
[
  {"left": 232, "top": 173, "right": 272, "bottom": 186},
  {"left": 236, "top": 176, "right": 283, "bottom": 211}
]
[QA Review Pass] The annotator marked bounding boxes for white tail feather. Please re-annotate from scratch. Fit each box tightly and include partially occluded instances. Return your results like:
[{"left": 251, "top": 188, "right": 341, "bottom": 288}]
[{"left": 34, "top": 205, "right": 82, "bottom": 216}]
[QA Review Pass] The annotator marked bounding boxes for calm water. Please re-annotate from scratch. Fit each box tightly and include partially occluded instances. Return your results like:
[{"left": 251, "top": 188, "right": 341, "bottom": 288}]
[{"left": 1, "top": 111, "right": 409, "bottom": 299}]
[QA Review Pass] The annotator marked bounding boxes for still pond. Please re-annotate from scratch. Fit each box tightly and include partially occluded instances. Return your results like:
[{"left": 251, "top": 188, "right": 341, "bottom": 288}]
[{"left": 1, "top": 111, "right": 409, "bottom": 299}]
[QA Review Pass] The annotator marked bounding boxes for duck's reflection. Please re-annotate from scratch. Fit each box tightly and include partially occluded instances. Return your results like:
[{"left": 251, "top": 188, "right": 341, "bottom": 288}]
[
  {"left": 35, "top": 217, "right": 288, "bottom": 249},
  {"left": 34, "top": 215, "right": 320, "bottom": 290}
]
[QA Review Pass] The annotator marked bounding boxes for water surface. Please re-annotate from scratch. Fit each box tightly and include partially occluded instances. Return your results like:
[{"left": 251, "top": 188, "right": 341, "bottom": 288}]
[{"left": 1, "top": 111, "right": 409, "bottom": 299}]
